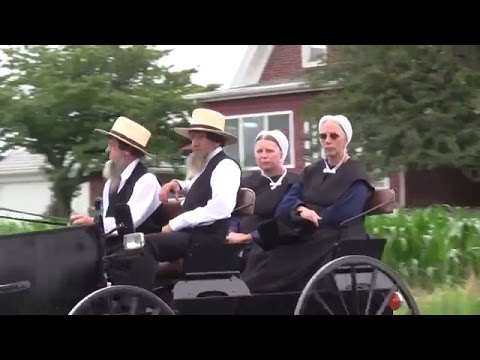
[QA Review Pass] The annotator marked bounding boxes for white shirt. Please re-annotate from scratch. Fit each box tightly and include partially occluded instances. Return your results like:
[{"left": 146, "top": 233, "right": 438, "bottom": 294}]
[
  {"left": 169, "top": 147, "right": 241, "bottom": 232},
  {"left": 102, "top": 159, "right": 162, "bottom": 235}
]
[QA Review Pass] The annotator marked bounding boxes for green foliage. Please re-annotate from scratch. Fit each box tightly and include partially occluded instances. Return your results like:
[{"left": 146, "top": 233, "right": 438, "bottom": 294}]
[
  {"left": 0, "top": 220, "right": 61, "bottom": 235},
  {"left": 0, "top": 45, "right": 210, "bottom": 216},
  {"left": 304, "top": 45, "right": 480, "bottom": 179},
  {"left": 366, "top": 207, "right": 480, "bottom": 289}
]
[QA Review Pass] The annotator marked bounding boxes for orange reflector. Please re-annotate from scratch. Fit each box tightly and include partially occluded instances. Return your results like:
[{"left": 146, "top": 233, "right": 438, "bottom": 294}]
[{"left": 388, "top": 292, "right": 404, "bottom": 311}]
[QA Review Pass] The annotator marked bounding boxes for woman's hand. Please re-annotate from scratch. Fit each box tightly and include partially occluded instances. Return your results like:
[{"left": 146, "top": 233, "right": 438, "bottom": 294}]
[
  {"left": 296, "top": 206, "right": 321, "bottom": 227},
  {"left": 226, "top": 232, "right": 252, "bottom": 244}
]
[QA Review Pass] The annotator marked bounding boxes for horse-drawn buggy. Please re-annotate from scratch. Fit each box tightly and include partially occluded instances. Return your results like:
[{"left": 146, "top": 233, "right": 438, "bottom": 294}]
[{"left": 0, "top": 187, "right": 420, "bottom": 315}]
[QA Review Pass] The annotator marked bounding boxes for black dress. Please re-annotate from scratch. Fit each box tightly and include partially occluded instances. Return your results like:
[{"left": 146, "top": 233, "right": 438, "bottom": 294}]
[
  {"left": 238, "top": 171, "right": 300, "bottom": 235},
  {"left": 241, "top": 159, "right": 374, "bottom": 294}
]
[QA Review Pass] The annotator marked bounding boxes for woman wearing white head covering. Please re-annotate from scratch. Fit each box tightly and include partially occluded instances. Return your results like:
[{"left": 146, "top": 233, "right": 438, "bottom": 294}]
[
  {"left": 241, "top": 115, "right": 376, "bottom": 294},
  {"left": 226, "top": 129, "right": 299, "bottom": 249}
]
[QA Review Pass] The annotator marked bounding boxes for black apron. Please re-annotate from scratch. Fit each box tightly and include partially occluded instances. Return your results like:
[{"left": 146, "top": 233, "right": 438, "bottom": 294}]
[{"left": 238, "top": 171, "right": 299, "bottom": 234}]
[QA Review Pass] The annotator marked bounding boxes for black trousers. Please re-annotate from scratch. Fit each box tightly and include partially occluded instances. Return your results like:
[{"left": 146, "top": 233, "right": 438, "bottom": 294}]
[{"left": 108, "top": 231, "right": 191, "bottom": 291}]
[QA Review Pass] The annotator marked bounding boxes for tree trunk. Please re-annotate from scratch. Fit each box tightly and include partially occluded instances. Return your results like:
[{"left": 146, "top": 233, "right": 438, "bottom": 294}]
[{"left": 45, "top": 169, "right": 80, "bottom": 218}]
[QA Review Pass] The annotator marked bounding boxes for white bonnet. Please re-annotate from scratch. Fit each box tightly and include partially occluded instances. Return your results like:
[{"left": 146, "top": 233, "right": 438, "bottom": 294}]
[
  {"left": 318, "top": 115, "right": 352, "bottom": 144},
  {"left": 318, "top": 115, "right": 352, "bottom": 159},
  {"left": 255, "top": 129, "right": 289, "bottom": 163}
]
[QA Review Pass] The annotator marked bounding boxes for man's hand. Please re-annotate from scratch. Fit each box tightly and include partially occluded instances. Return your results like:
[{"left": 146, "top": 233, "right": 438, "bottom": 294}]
[
  {"left": 226, "top": 232, "right": 252, "bottom": 244},
  {"left": 296, "top": 206, "right": 321, "bottom": 227},
  {"left": 159, "top": 180, "right": 181, "bottom": 202},
  {"left": 162, "top": 224, "right": 173, "bottom": 233},
  {"left": 70, "top": 214, "right": 94, "bottom": 226}
]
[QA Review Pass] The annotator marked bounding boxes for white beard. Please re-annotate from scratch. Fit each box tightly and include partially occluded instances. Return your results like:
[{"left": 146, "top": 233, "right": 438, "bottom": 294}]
[
  {"left": 103, "top": 158, "right": 128, "bottom": 194},
  {"left": 185, "top": 152, "right": 208, "bottom": 180}
]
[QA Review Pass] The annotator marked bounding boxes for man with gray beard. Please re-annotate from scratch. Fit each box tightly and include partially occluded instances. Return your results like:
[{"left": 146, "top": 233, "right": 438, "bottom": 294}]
[
  {"left": 70, "top": 116, "right": 163, "bottom": 252},
  {"left": 184, "top": 151, "right": 208, "bottom": 181},
  {"left": 110, "top": 108, "right": 241, "bottom": 291}
]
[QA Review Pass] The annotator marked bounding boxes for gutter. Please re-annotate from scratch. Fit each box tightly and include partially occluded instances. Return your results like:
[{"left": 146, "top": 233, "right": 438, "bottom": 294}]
[{"left": 183, "top": 81, "right": 340, "bottom": 102}]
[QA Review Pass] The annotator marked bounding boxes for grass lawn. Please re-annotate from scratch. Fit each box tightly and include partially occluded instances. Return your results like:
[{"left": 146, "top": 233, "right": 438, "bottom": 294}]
[{"left": 409, "top": 276, "right": 480, "bottom": 315}]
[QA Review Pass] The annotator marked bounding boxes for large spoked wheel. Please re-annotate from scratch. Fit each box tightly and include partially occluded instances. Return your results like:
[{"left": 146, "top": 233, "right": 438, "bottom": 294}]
[
  {"left": 294, "top": 255, "right": 420, "bottom": 315},
  {"left": 68, "top": 285, "right": 176, "bottom": 315}
]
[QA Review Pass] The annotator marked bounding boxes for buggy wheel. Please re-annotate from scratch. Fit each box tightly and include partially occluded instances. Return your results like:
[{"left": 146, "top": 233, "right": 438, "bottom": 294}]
[
  {"left": 294, "top": 255, "right": 420, "bottom": 315},
  {"left": 68, "top": 285, "right": 176, "bottom": 315}
]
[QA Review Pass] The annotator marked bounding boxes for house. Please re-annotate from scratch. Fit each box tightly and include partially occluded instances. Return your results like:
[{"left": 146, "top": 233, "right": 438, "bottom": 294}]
[
  {"left": 0, "top": 149, "right": 90, "bottom": 217},
  {"left": 183, "top": 45, "right": 480, "bottom": 208}
]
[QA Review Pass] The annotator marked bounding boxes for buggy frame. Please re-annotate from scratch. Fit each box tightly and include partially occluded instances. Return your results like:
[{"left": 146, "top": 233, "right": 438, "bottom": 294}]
[{"left": 0, "top": 188, "right": 420, "bottom": 315}]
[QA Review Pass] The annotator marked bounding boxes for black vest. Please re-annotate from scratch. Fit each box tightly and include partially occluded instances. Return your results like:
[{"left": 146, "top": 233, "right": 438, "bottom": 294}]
[
  {"left": 181, "top": 150, "right": 241, "bottom": 245},
  {"left": 106, "top": 161, "right": 163, "bottom": 234},
  {"left": 239, "top": 171, "right": 299, "bottom": 234}
]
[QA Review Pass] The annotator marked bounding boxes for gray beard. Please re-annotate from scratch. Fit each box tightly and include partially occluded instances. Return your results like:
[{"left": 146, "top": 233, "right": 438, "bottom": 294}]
[
  {"left": 103, "top": 159, "right": 128, "bottom": 194},
  {"left": 185, "top": 152, "right": 208, "bottom": 180}
]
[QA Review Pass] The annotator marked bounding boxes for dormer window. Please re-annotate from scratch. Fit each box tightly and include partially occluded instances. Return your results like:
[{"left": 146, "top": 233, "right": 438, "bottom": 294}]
[{"left": 302, "top": 45, "right": 328, "bottom": 68}]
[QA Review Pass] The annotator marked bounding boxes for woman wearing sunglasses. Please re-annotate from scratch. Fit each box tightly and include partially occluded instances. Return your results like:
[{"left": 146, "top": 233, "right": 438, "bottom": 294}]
[{"left": 241, "top": 115, "right": 375, "bottom": 294}]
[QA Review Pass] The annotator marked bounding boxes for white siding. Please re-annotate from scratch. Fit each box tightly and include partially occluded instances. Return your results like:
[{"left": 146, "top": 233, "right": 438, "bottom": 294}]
[
  {"left": 0, "top": 174, "right": 53, "bottom": 216},
  {"left": 0, "top": 172, "right": 91, "bottom": 217},
  {"left": 71, "top": 182, "right": 91, "bottom": 214},
  {"left": 0, "top": 150, "right": 91, "bottom": 217}
]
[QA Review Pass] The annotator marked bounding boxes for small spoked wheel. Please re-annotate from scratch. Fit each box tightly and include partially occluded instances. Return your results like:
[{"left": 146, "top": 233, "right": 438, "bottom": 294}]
[
  {"left": 68, "top": 285, "right": 175, "bottom": 315},
  {"left": 294, "top": 255, "right": 420, "bottom": 315}
]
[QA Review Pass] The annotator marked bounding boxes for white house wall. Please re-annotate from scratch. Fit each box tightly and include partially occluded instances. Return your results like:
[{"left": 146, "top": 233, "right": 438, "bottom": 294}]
[
  {"left": 71, "top": 182, "right": 90, "bottom": 214},
  {"left": 0, "top": 172, "right": 90, "bottom": 217}
]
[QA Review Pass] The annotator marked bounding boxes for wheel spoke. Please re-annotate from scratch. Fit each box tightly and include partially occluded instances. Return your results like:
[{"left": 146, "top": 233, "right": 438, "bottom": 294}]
[
  {"left": 312, "top": 291, "right": 334, "bottom": 315},
  {"left": 349, "top": 266, "right": 360, "bottom": 315},
  {"left": 364, "top": 269, "right": 378, "bottom": 315},
  {"left": 150, "top": 307, "right": 161, "bottom": 315},
  {"left": 101, "top": 296, "right": 116, "bottom": 315},
  {"left": 129, "top": 296, "right": 139, "bottom": 315},
  {"left": 328, "top": 272, "right": 349, "bottom": 315}
]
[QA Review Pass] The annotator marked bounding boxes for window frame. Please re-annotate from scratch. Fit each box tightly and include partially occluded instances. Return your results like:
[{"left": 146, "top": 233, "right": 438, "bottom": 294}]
[
  {"left": 224, "top": 110, "right": 296, "bottom": 171},
  {"left": 372, "top": 177, "right": 391, "bottom": 189},
  {"left": 301, "top": 45, "right": 328, "bottom": 68}
]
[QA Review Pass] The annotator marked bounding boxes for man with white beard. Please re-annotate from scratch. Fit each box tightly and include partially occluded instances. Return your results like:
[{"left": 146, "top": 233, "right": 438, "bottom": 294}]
[
  {"left": 70, "top": 116, "right": 162, "bottom": 252},
  {"left": 110, "top": 108, "right": 241, "bottom": 290}
]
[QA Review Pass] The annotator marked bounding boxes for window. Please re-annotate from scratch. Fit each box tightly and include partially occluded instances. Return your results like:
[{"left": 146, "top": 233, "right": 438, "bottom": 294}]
[
  {"left": 224, "top": 111, "right": 295, "bottom": 169},
  {"left": 372, "top": 177, "right": 391, "bottom": 189},
  {"left": 302, "top": 45, "right": 328, "bottom": 68}
]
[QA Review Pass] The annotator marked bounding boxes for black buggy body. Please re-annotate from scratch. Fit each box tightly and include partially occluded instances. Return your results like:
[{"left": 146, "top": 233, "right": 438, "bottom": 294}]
[
  {"left": 0, "top": 188, "right": 420, "bottom": 316},
  {"left": 0, "top": 225, "right": 101, "bottom": 314}
]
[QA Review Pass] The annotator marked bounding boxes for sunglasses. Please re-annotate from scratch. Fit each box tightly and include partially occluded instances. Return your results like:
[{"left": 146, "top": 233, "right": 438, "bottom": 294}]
[{"left": 319, "top": 132, "right": 340, "bottom": 140}]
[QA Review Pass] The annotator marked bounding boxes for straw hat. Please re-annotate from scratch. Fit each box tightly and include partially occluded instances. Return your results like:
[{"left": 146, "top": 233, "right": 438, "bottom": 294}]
[
  {"left": 174, "top": 108, "right": 237, "bottom": 146},
  {"left": 94, "top": 116, "right": 153, "bottom": 157}
]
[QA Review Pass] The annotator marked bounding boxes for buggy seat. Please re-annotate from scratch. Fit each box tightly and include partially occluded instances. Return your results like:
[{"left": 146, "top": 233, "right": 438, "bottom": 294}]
[{"left": 155, "top": 188, "right": 256, "bottom": 278}]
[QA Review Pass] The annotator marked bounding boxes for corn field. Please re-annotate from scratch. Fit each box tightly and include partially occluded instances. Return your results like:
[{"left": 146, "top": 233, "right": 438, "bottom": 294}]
[{"left": 366, "top": 207, "right": 480, "bottom": 289}]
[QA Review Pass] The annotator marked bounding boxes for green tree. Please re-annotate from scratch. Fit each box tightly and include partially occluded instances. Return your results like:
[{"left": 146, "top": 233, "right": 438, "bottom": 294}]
[
  {"left": 0, "top": 45, "right": 210, "bottom": 217},
  {"left": 303, "top": 45, "right": 480, "bottom": 180}
]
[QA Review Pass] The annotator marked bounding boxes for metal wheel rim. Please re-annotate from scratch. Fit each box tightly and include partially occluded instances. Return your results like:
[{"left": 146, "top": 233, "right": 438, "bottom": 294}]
[
  {"left": 294, "top": 255, "right": 420, "bottom": 315},
  {"left": 68, "top": 285, "right": 176, "bottom": 315}
]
